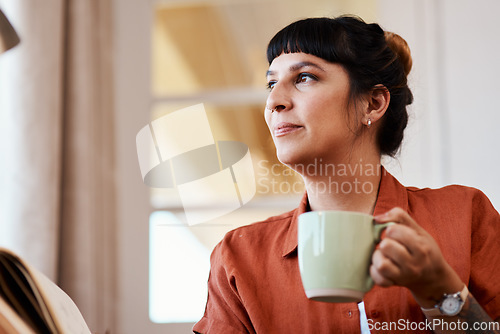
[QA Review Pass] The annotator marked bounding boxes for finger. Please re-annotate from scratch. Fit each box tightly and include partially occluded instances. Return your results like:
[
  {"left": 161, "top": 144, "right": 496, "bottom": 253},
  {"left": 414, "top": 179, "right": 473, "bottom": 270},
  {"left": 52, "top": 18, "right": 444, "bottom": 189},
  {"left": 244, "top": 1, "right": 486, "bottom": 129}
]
[
  {"left": 370, "top": 264, "right": 394, "bottom": 287},
  {"left": 383, "top": 224, "right": 422, "bottom": 256},
  {"left": 370, "top": 249, "right": 399, "bottom": 286},
  {"left": 374, "top": 207, "right": 423, "bottom": 232},
  {"left": 378, "top": 237, "right": 413, "bottom": 266}
]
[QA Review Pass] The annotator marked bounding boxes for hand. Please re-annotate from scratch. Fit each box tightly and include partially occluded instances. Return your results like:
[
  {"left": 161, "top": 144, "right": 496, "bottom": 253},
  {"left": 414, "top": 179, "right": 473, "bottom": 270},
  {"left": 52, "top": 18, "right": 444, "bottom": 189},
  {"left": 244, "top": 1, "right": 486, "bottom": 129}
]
[{"left": 370, "top": 207, "right": 464, "bottom": 308}]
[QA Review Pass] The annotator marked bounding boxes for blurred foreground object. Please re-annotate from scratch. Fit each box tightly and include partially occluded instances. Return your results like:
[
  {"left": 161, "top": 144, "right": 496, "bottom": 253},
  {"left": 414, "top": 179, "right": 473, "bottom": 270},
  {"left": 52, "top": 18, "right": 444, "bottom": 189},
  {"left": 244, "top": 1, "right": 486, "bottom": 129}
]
[
  {"left": 0, "top": 247, "right": 92, "bottom": 333},
  {"left": 0, "top": 9, "right": 20, "bottom": 54}
]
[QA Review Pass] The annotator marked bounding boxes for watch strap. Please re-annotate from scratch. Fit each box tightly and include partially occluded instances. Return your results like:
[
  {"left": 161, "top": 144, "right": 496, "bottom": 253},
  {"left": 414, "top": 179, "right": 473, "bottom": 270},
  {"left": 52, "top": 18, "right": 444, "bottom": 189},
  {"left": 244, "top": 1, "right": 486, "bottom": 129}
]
[{"left": 421, "top": 285, "right": 468, "bottom": 317}]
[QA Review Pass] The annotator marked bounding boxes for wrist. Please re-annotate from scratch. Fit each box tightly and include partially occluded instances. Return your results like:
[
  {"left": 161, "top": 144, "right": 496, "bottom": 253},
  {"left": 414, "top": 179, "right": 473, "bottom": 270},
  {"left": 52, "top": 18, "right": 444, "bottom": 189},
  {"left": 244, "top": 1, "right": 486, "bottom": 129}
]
[
  {"left": 411, "top": 265, "right": 464, "bottom": 308},
  {"left": 421, "top": 285, "right": 468, "bottom": 317}
]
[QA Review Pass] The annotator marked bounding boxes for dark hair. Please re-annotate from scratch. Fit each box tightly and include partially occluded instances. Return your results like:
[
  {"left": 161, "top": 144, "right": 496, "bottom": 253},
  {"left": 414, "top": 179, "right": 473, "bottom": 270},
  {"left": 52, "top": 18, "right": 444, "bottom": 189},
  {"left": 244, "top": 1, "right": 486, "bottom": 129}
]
[{"left": 266, "top": 16, "right": 413, "bottom": 157}]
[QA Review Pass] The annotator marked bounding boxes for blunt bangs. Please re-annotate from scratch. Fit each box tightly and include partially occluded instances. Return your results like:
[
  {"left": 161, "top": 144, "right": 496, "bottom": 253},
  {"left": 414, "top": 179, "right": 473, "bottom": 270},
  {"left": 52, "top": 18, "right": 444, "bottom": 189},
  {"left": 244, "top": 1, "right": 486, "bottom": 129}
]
[{"left": 266, "top": 17, "right": 349, "bottom": 65}]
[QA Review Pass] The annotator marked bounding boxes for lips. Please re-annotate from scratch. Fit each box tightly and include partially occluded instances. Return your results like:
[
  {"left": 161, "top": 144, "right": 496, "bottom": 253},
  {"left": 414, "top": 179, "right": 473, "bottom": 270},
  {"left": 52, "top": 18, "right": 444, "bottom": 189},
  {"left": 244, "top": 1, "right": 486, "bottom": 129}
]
[{"left": 273, "top": 122, "right": 303, "bottom": 137}]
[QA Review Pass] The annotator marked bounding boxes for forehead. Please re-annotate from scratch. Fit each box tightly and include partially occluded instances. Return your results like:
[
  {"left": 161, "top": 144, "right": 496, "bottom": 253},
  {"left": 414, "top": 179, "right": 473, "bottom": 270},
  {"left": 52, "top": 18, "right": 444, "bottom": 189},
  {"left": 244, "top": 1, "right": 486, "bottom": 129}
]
[
  {"left": 269, "top": 52, "right": 322, "bottom": 68},
  {"left": 267, "top": 52, "right": 346, "bottom": 78}
]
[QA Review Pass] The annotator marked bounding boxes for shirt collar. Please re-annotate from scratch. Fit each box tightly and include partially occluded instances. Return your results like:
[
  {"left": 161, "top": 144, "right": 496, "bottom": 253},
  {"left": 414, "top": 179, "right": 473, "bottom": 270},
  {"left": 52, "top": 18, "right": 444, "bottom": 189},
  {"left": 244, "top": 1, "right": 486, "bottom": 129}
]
[{"left": 281, "top": 166, "right": 408, "bottom": 257}]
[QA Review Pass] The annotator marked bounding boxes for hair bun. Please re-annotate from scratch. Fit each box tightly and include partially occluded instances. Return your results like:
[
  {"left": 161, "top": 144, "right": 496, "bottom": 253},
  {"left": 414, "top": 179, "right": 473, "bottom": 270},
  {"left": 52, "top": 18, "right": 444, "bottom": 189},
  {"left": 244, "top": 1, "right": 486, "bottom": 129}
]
[{"left": 384, "top": 31, "right": 412, "bottom": 76}]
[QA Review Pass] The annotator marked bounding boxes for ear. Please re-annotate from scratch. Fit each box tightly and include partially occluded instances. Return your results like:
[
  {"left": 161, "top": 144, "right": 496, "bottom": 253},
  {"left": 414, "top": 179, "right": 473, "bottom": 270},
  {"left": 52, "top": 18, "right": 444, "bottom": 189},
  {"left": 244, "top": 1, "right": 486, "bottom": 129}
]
[{"left": 362, "top": 84, "right": 390, "bottom": 126}]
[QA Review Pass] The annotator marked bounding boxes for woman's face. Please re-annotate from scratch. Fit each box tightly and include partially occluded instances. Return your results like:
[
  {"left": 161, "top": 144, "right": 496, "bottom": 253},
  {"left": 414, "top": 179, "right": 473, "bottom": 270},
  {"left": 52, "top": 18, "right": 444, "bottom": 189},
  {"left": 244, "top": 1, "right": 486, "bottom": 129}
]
[{"left": 265, "top": 52, "right": 364, "bottom": 169}]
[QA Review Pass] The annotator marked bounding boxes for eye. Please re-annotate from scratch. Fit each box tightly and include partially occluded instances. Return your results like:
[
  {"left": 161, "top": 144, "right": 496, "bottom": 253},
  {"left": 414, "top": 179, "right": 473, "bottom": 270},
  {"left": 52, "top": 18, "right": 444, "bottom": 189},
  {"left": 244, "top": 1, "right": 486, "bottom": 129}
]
[
  {"left": 266, "top": 80, "right": 277, "bottom": 91},
  {"left": 296, "top": 73, "right": 317, "bottom": 84}
]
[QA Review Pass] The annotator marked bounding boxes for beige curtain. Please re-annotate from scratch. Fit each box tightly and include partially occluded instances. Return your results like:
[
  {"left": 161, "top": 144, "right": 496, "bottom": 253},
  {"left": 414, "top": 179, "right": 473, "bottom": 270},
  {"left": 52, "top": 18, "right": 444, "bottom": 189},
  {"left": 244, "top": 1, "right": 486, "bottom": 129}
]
[
  {"left": 0, "top": 1, "right": 116, "bottom": 333},
  {"left": 57, "top": 1, "right": 116, "bottom": 333}
]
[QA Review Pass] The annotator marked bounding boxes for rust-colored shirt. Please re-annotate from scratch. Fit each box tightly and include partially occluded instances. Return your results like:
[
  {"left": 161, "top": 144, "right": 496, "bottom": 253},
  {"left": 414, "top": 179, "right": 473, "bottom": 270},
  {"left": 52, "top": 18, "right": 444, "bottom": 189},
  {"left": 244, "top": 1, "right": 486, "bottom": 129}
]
[{"left": 193, "top": 170, "right": 500, "bottom": 333}]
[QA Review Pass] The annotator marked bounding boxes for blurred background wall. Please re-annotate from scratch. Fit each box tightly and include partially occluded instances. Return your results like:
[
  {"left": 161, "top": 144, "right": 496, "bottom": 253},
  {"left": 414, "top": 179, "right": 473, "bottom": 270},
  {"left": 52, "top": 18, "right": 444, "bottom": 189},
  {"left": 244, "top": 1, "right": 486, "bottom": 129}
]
[{"left": 0, "top": 0, "right": 498, "bottom": 333}]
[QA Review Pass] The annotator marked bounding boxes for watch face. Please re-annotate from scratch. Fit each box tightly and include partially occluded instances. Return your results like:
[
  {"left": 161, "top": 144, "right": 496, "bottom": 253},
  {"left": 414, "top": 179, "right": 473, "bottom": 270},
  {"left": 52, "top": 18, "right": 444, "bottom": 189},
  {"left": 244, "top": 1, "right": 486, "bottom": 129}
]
[{"left": 441, "top": 296, "right": 461, "bottom": 315}]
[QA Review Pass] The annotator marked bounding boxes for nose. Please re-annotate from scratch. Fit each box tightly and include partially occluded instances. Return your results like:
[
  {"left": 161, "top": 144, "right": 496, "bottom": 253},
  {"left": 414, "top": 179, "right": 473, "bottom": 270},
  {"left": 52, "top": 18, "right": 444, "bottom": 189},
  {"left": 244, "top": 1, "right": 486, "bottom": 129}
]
[{"left": 265, "top": 82, "right": 292, "bottom": 113}]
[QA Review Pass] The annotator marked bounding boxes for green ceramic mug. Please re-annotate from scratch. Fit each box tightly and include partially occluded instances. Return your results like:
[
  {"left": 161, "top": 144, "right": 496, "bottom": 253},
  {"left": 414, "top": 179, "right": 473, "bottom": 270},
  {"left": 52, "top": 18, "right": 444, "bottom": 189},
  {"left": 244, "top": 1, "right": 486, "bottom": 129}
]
[{"left": 298, "top": 210, "right": 393, "bottom": 303}]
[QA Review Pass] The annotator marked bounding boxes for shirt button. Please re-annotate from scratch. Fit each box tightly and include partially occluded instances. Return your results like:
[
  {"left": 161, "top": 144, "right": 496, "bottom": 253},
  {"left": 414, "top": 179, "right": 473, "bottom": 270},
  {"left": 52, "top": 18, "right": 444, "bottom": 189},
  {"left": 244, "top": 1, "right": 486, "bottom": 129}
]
[{"left": 370, "top": 310, "right": 380, "bottom": 318}]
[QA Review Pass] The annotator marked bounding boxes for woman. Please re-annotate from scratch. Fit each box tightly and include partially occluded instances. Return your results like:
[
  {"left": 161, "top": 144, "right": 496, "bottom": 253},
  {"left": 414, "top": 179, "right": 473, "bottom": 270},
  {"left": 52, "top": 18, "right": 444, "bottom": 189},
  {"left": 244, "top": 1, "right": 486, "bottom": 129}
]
[{"left": 193, "top": 16, "right": 500, "bottom": 333}]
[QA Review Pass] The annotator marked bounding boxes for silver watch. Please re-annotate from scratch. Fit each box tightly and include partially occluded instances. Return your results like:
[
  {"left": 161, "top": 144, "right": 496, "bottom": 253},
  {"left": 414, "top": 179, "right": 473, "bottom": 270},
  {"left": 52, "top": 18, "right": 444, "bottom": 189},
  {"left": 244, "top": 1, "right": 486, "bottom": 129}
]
[{"left": 421, "top": 285, "right": 468, "bottom": 317}]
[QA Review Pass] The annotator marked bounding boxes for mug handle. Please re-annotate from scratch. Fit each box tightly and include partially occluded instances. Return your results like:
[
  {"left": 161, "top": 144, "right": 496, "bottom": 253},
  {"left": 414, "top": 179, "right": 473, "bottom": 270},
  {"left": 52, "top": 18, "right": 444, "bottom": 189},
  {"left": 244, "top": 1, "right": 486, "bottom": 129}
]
[
  {"left": 373, "top": 222, "right": 395, "bottom": 243},
  {"left": 365, "top": 222, "right": 396, "bottom": 291}
]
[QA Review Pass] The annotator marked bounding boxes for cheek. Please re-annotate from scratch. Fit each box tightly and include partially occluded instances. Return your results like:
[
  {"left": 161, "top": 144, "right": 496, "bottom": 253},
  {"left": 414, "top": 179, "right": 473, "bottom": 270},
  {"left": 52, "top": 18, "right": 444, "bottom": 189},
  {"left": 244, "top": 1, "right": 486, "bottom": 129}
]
[
  {"left": 304, "top": 91, "right": 339, "bottom": 117},
  {"left": 314, "top": 92, "right": 351, "bottom": 120}
]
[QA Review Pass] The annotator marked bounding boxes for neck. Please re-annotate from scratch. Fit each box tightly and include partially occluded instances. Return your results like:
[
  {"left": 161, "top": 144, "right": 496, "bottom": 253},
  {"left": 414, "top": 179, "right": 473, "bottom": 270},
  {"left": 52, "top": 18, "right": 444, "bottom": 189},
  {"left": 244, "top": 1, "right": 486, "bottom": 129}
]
[{"left": 300, "top": 156, "right": 382, "bottom": 214}]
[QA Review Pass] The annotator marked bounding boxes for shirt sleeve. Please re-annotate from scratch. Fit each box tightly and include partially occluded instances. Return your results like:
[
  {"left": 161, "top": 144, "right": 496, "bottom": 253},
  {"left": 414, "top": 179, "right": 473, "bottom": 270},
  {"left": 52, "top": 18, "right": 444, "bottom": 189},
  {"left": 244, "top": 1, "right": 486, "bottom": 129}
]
[
  {"left": 468, "top": 189, "right": 500, "bottom": 319},
  {"left": 192, "top": 240, "right": 254, "bottom": 334}
]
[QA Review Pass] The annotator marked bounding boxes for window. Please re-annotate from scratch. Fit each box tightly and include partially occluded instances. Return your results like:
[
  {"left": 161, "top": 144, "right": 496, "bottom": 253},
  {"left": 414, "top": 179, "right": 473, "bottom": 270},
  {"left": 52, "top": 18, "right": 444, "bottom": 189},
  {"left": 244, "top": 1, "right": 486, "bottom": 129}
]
[
  {"left": 148, "top": 2, "right": 304, "bottom": 324},
  {"left": 145, "top": 0, "right": 378, "bottom": 327}
]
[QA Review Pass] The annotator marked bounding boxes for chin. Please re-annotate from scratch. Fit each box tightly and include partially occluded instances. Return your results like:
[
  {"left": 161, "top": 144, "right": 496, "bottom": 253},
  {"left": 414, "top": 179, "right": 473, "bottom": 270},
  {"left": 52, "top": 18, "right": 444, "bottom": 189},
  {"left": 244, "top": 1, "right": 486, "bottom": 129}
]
[{"left": 276, "top": 149, "right": 313, "bottom": 172}]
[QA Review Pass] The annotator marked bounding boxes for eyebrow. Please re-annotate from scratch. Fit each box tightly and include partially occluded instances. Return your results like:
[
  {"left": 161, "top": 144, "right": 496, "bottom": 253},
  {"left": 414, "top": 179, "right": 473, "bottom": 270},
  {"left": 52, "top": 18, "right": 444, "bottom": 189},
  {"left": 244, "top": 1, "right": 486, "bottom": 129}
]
[{"left": 266, "top": 61, "right": 326, "bottom": 77}]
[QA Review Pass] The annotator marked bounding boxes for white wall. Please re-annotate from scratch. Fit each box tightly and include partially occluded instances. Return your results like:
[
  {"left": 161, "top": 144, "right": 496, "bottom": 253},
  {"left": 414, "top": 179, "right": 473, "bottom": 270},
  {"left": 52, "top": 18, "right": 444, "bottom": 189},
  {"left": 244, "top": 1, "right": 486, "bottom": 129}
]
[
  {"left": 379, "top": 0, "right": 500, "bottom": 209},
  {"left": 442, "top": 0, "right": 500, "bottom": 207},
  {"left": 113, "top": 0, "right": 167, "bottom": 333}
]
